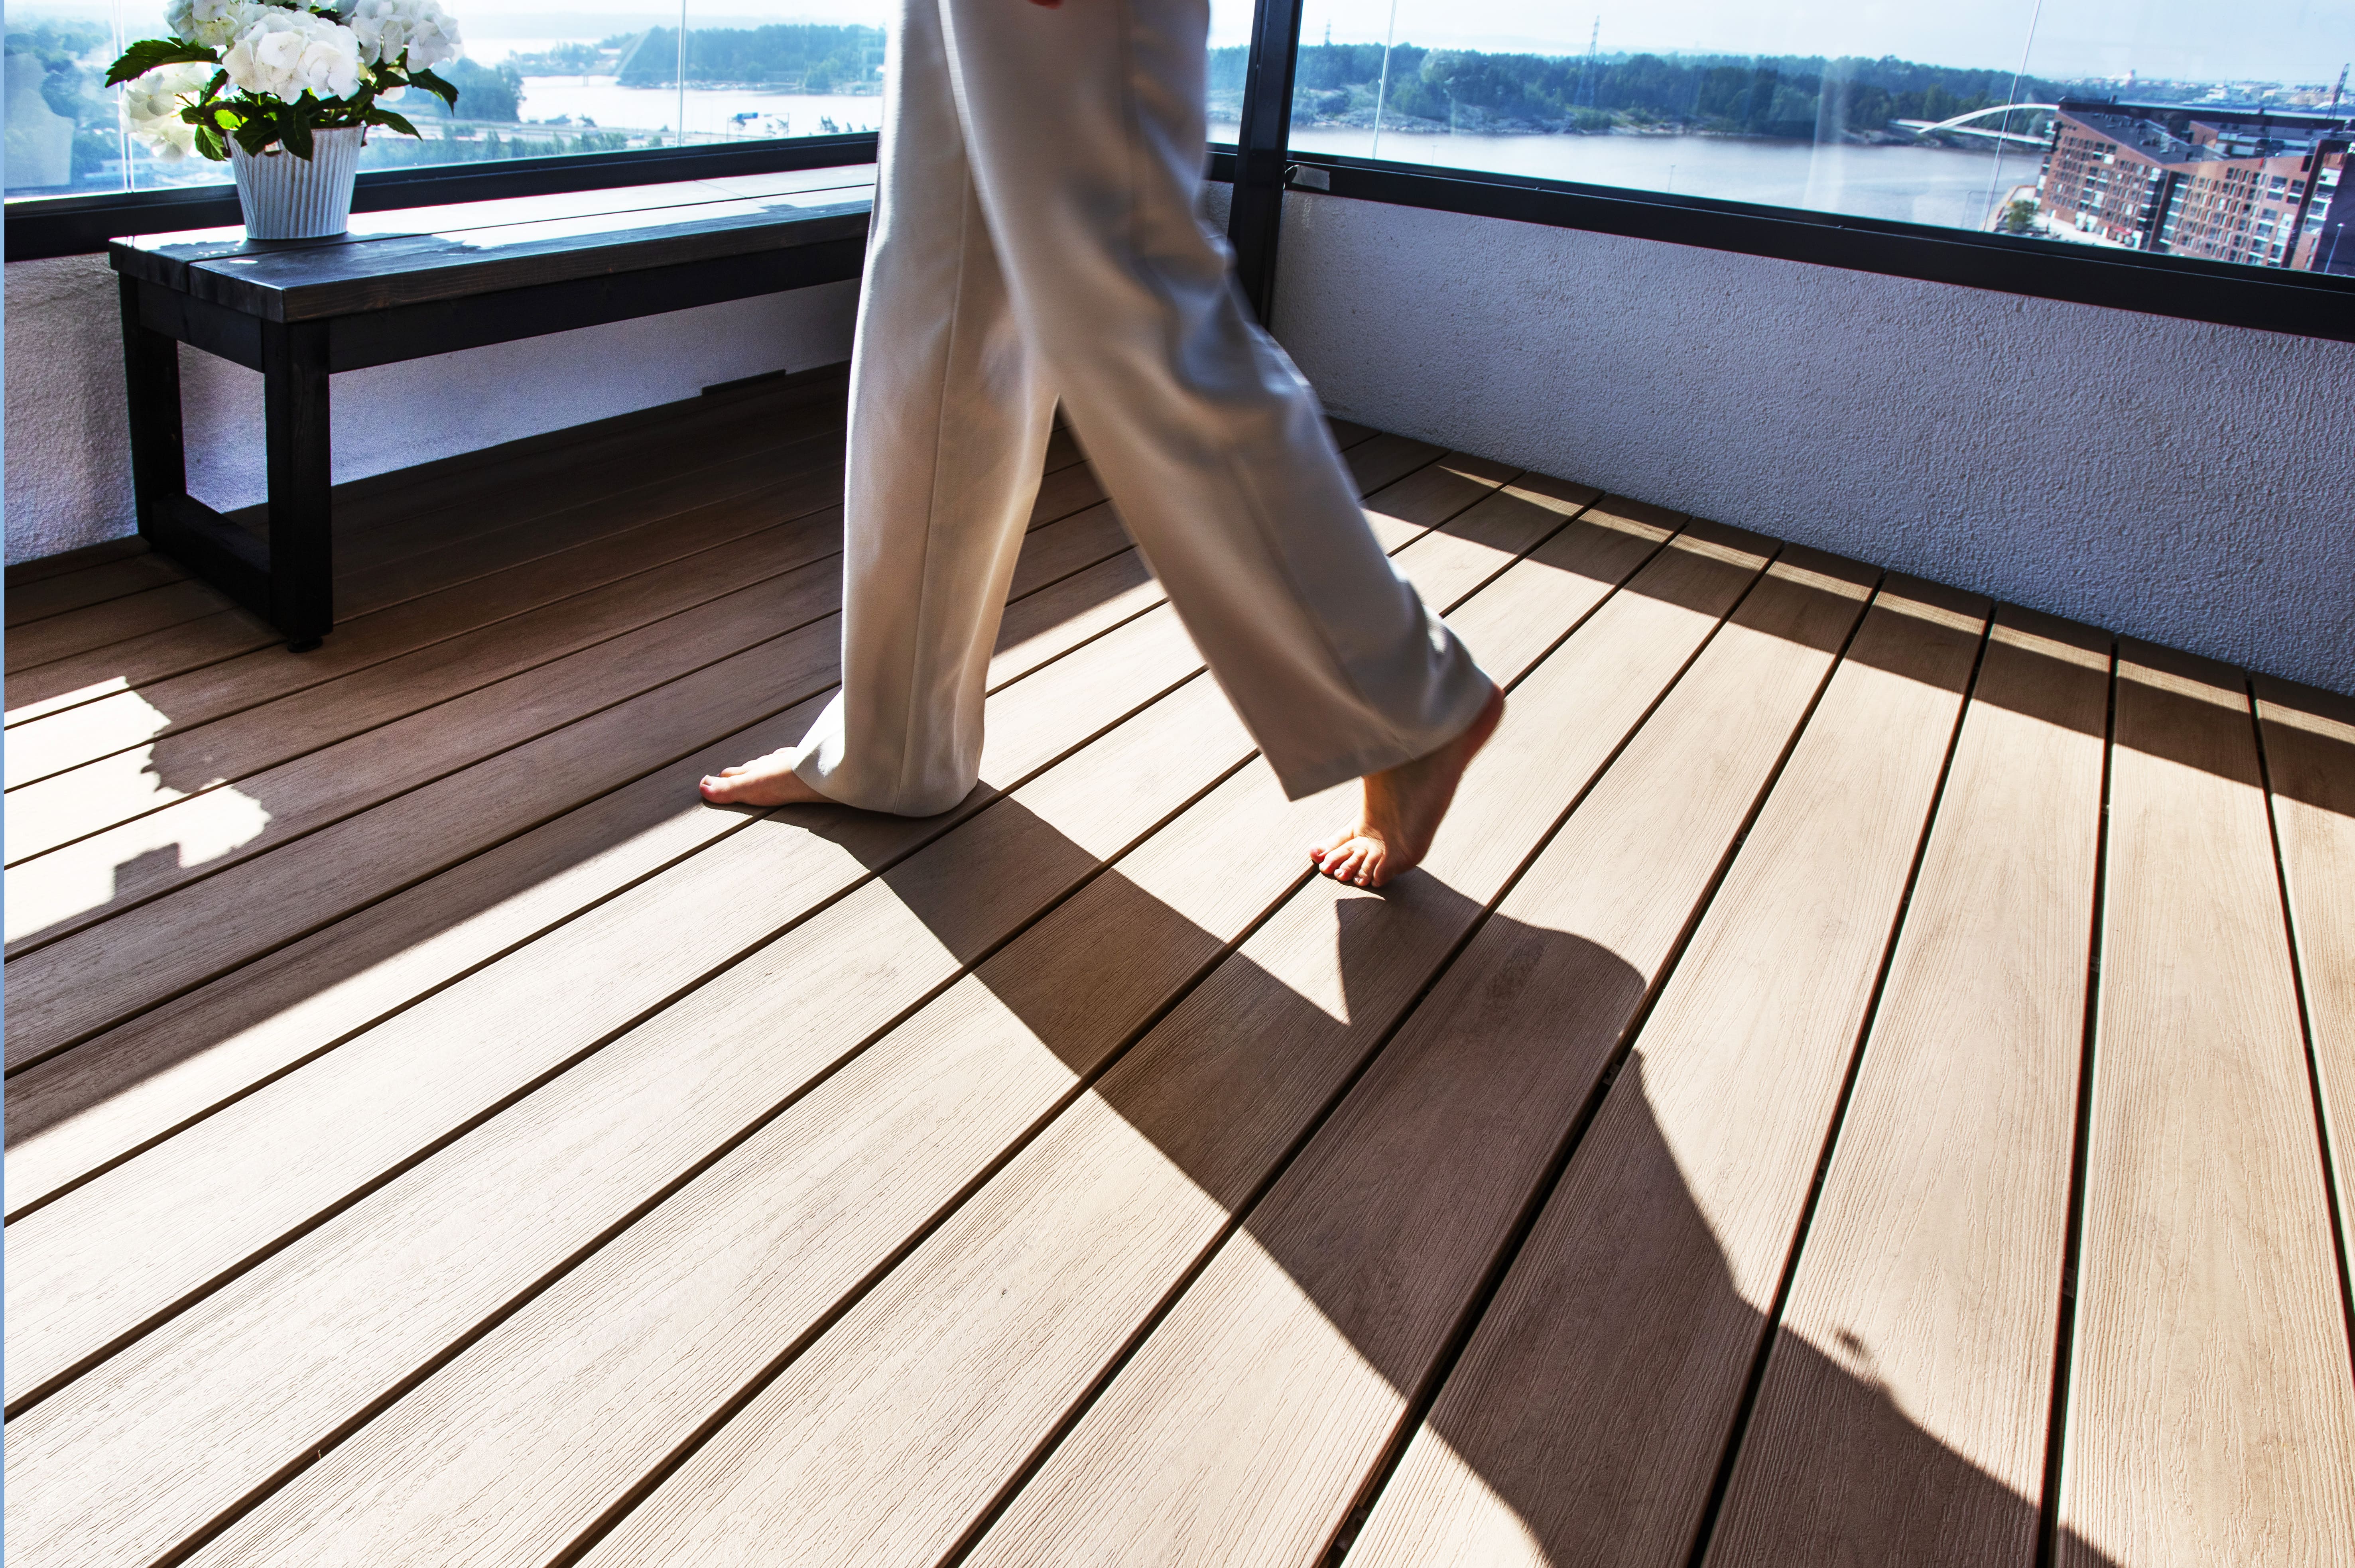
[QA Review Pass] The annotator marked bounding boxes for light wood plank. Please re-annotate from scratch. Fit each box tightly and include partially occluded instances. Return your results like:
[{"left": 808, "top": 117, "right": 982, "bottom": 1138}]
[
  {"left": 2056, "top": 641, "right": 2355, "bottom": 1568},
  {"left": 0, "top": 545, "right": 844, "bottom": 953},
  {"left": 2, "top": 452, "right": 850, "bottom": 791},
  {"left": 3, "top": 692, "right": 813, "bottom": 1216},
  {"left": 0, "top": 391, "right": 837, "bottom": 682},
  {"left": 0, "top": 391, "right": 855, "bottom": 724},
  {"left": 0, "top": 601, "right": 1211, "bottom": 1412},
  {"left": 169, "top": 506, "right": 1643, "bottom": 1568},
  {"left": 2, "top": 511, "right": 844, "bottom": 862},
  {"left": 0, "top": 429, "right": 1409, "bottom": 1064},
  {"left": 2, "top": 447, "right": 1520, "bottom": 1564},
  {"left": 567, "top": 521, "right": 1764, "bottom": 1568},
  {"left": 2253, "top": 676, "right": 2355, "bottom": 1281},
  {"left": 1703, "top": 607, "right": 2110, "bottom": 1567},
  {"left": 969, "top": 553, "right": 1910, "bottom": 1568},
  {"left": 0, "top": 435, "right": 1488, "bottom": 1415},
  {"left": 6, "top": 666, "right": 1249, "bottom": 1568}
]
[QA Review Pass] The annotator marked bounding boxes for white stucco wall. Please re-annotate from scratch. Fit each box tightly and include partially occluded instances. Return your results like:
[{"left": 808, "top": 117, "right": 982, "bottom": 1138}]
[
  {"left": 1267, "top": 194, "right": 2355, "bottom": 696},
  {"left": 3, "top": 251, "right": 858, "bottom": 565},
  {"left": 9, "top": 187, "right": 2349, "bottom": 693}
]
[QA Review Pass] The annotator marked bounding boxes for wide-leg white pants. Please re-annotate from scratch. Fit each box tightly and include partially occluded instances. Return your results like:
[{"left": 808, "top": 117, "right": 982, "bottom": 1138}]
[{"left": 786, "top": 0, "right": 1489, "bottom": 816}]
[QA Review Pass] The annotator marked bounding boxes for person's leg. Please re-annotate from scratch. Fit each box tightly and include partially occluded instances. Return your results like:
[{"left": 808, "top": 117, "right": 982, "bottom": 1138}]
[
  {"left": 702, "top": 0, "right": 1053, "bottom": 815},
  {"left": 933, "top": 0, "right": 1497, "bottom": 882}
]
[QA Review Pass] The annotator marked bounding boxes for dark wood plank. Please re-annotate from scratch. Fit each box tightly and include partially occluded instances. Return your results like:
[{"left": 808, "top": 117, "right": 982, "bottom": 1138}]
[
  {"left": 5, "top": 552, "right": 188, "bottom": 628},
  {"left": 5, "top": 537, "right": 157, "bottom": 589}
]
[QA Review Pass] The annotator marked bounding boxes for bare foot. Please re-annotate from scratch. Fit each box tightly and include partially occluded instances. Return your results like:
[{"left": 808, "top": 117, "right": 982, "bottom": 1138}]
[
  {"left": 698, "top": 748, "right": 831, "bottom": 808},
  {"left": 1310, "top": 682, "right": 1504, "bottom": 889}
]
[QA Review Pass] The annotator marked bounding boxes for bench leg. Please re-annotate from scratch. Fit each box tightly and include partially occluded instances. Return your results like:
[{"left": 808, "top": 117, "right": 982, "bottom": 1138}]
[
  {"left": 262, "top": 319, "right": 334, "bottom": 651},
  {"left": 120, "top": 275, "right": 190, "bottom": 543}
]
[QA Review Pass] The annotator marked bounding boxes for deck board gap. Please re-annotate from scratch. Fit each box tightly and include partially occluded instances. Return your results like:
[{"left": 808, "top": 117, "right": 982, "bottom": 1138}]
[{"left": 2031, "top": 637, "right": 2118, "bottom": 1568}]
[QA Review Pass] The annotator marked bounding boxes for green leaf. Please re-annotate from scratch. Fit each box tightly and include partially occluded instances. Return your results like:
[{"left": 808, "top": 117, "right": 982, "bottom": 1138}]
[
  {"left": 367, "top": 108, "right": 421, "bottom": 139},
  {"left": 408, "top": 67, "right": 459, "bottom": 108},
  {"left": 105, "top": 39, "right": 219, "bottom": 87},
  {"left": 194, "top": 123, "right": 229, "bottom": 161},
  {"left": 280, "top": 104, "right": 315, "bottom": 159},
  {"left": 232, "top": 112, "right": 280, "bottom": 156}
]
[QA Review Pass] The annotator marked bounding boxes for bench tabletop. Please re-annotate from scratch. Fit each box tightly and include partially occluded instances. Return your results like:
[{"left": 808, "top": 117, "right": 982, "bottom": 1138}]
[{"left": 110, "top": 165, "right": 876, "bottom": 323}]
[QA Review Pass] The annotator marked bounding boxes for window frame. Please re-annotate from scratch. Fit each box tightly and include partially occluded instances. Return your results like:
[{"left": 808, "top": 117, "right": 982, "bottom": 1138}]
[
  {"left": 9, "top": 9, "right": 2351, "bottom": 345},
  {"left": 4, "top": 132, "right": 880, "bottom": 262}
]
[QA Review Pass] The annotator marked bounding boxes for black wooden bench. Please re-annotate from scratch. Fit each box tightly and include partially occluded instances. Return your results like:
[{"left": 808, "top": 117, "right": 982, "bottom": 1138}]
[{"left": 109, "top": 167, "right": 874, "bottom": 649}]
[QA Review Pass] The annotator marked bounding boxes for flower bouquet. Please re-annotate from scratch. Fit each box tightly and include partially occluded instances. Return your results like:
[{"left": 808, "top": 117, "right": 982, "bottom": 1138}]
[{"left": 108, "top": 0, "right": 465, "bottom": 236}]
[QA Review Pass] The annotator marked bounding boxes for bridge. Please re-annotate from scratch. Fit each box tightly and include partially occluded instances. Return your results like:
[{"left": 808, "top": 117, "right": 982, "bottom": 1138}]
[{"left": 1892, "top": 103, "right": 2058, "bottom": 149}]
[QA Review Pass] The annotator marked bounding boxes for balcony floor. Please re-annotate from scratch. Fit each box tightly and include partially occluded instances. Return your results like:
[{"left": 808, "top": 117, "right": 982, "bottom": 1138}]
[{"left": 7, "top": 370, "right": 2354, "bottom": 1568}]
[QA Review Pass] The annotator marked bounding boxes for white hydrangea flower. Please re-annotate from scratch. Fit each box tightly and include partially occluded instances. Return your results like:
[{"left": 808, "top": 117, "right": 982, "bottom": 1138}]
[
  {"left": 163, "top": 0, "right": 278, "bottom": 49},
  {"left": 219, "top": 6, "right": 363, "bottom": 102},
  {"left": 337, "top": 0, "right": 461, "bottom": 70},
  {"left": 122, "top": 59, "right": 214, "bottom": 158}
]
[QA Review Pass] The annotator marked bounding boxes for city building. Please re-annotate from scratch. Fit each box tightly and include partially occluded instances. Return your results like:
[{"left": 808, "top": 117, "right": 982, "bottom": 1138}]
[{"left": 2037, "top": 100, "right": 2351, "bottom": 271}]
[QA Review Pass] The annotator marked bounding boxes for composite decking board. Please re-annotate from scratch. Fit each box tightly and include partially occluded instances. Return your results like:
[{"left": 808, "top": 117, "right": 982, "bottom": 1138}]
[
  {"left": 966, "top": 552, "right": 1907, "bottom": 1568},
  {"left": 2056, "top": 642, "right": 2355, "bottom": 1568},
  {"left": 5, "top": 465, "right": 1115, "bottom": 846},
  {"left": 5, "top": 551, "right": 190, "bottom": 628},
  {"left": 569, "top": 521, "right": 1760, "bottom": 1568},
  {"left": 1700, "top": 606, "right": 2110, "bottom": 1568},
  {"left": 0, "top": 391, "right": 843, "bottom": 685},
  {"left": 3, "top": 579, "right": 243, "bottom": 676},
  {"left": 1, "top": 504, "right": 847, "bottom": 848},
  {"left": 1340, "top": 573, "right": 1979, "bottom": 1568},
  {"left": 0, "top": 432, "right": 1391, "bottom": 1072},
  {"left": 5, "top": 535, "right": 159, "bottom": 588},
  {"left": 0, "top": 411, "right": 1078, "bottom": 735},
  {"left": 2, "top": 451, "right": 856, "bottom": 792},
  {"left": 0, "top": 537, "right": 850, "bottom": 945},
  {"left": 2, "top": 690, "right": 825, "bottom": 1218},
  {"left": 6, "top": 668, "right": 1248, "bottom": 1568},
  {"left": 0, "top": 444, "right": 1481, "bottom": 1417},
  {"left": 176, "top": 493, "right": 1641, "bottom": 1568},
  {"left": 0, "top": 389, "right": 859, "bottom": 722},
  {"left": 981, "top": 452, "right": 1546, "bottom": 694},
  {"left": 0, "top": 602, "right": 1204, "bottom": 1420},
  {"left": 2, "top": 456, "right": 1514, "bottom": 1566},
  {"left": 2253, "top": 677, "right": 2355, "bottom": 1274}
]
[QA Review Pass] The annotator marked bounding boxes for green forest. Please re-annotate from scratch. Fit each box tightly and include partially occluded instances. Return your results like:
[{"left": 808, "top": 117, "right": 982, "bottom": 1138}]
[
  {"left": 613, "top": 24, "right": 884, "bottom": 92},
  {"left": 1211, "top": 44, "right": 2067, "bottom": 138}
]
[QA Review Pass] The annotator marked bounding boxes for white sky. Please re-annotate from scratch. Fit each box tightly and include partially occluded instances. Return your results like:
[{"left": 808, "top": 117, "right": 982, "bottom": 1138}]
[{"left": 31, "top": 0, "right": 2354, "bottom": 83}]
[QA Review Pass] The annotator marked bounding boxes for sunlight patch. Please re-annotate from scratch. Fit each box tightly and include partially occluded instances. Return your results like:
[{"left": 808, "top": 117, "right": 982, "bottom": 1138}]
[{"left": 4, "top": 781, "right": 272, "bottom": 943}]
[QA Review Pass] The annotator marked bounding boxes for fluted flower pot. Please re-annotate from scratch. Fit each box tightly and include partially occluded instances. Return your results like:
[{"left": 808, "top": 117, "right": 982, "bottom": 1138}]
[{"left": 229, "top": 125, "right": 364, "bottom": 240}]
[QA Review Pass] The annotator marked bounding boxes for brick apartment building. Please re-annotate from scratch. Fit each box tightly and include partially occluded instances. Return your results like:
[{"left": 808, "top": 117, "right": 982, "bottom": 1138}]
[{"left": 2036, "top": 102, "right": 2351, "bottom": 272}]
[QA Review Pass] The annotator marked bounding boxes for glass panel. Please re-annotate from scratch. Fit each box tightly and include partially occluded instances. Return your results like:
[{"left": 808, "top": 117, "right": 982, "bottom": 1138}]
[
  {"left": 2, "top": 0, "right": 889, "bottom": 201},
  {"left": 1279, "top": 0, "right": 2354, "bottom": 273}
]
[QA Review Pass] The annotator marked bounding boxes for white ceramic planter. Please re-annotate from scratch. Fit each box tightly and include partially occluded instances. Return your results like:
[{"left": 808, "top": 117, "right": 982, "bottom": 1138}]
[{"left": 230, "top": 125, "right": 363, "bottom": 240}]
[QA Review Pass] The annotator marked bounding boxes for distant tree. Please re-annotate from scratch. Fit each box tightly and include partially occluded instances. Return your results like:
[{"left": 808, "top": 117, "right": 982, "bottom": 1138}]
[
  {"left": 413, "top": 58, "right": 523, "bottom": 121},
  {"left": 2001, "top": 197, "right": 2039, "bottom": 233}
]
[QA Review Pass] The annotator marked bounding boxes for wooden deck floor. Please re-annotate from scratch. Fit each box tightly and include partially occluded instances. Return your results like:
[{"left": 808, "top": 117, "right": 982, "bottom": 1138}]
[{"left": 7, "top": 369, "right": 2354, "bottom": 1568}]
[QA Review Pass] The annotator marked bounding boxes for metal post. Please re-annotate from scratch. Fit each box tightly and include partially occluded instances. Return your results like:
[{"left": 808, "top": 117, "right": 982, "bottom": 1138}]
[
  {"left": 261, "top": 318, "right": 335, "bottom": 650},
  {"left": 1225, "top": 0, "right": 1308, "bottom": 324}
]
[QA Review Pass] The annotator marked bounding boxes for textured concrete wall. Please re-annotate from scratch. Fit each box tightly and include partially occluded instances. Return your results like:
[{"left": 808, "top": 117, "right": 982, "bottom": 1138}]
[
  {"left": 1269, "top": 196, "right": 2355, "bottom": 696},
  {"left": 3, "top": 252, "right": 859, "bottom": 565}
]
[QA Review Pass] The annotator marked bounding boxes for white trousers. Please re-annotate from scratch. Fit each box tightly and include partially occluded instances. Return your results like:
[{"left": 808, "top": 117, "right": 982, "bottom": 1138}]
[{"left": 786, "top": 0, "right": 1489, "bottom": 816}]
